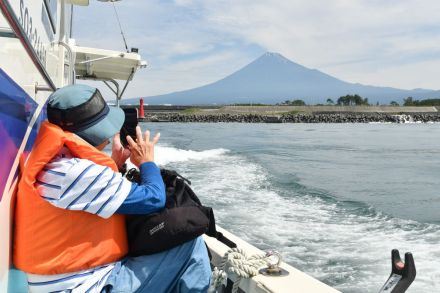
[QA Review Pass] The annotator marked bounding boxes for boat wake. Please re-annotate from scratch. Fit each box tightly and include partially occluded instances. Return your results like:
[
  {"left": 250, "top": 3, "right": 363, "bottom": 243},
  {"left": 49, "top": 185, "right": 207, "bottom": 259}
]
[
  {"left": 155, "top": 145, "right": 229, "bottom": 165},
  {"left": 158, "top": 145, "right": 440, "bottom": 293}
]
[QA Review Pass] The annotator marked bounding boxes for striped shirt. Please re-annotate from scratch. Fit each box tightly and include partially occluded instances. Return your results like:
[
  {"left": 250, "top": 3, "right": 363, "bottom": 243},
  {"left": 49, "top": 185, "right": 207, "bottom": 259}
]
[
  {"left": 35, "top": 147, "right": 131, "bottom": 218},
  {"left": 27, "top": 147, "right": 165, "bottom": 292},
  {"left": 27, "top": 264, "right": 114, "bottom": 293}
]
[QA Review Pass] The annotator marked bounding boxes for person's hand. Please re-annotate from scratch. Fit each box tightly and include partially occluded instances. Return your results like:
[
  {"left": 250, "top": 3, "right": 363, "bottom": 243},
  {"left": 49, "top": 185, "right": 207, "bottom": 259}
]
[
  {"left": 111, "top": 133, "right": 131, "bottom": 170},
  {"left": 127, "top": 126, "right": 160, "bottom": 167}
]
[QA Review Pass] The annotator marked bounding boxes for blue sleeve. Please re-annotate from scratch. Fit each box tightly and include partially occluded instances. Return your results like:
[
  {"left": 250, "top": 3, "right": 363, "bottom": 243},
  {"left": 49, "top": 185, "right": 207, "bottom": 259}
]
[{"left": 116, "top": 162, "right": 166, "bottom": 214}]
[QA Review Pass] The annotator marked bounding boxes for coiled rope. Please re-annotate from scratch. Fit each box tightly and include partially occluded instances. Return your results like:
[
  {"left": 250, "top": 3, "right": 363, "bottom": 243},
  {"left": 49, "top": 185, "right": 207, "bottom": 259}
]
[{"left": 208, "top": 248, "right": 270, "bottom": 293}]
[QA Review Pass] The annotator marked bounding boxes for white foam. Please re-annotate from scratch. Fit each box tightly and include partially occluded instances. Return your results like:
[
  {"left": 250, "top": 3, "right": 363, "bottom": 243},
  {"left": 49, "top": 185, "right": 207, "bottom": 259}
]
[
  {"left": 155, "top": 145, "right": 229, "bottom": 166},
  {"left": 166, "top": 146, "right": 440, "bottom": 293}
]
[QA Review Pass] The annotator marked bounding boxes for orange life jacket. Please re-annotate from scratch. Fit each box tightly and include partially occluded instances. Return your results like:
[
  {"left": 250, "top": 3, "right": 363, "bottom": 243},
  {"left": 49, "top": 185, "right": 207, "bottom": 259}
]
[{"left": 13, "top": 122, "right": 128, "bottom": 275}]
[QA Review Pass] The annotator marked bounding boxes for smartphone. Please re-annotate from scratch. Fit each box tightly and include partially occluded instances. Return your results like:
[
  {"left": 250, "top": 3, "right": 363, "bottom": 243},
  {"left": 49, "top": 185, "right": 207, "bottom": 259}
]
[{"left": 120, "top": 108, "right": 138, "bottom": 148}]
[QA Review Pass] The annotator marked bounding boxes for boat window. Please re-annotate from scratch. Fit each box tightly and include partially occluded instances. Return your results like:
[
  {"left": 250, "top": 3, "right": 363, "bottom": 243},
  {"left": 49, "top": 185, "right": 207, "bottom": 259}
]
[{"left": 43, "top": 0, "right": 57, "bottom": 33}]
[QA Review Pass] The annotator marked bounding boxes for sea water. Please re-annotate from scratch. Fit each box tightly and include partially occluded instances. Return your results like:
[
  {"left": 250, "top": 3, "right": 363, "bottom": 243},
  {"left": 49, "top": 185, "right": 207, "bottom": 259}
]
[{"left": 139, "top": 122, "right": 440, "bottom": 293}]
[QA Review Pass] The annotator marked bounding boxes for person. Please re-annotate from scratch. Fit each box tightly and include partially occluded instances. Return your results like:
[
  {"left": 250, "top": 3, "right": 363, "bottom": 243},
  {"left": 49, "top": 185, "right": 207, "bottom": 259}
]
[{"left": 13, "top": 85, "right": 211, "bottom": 292}]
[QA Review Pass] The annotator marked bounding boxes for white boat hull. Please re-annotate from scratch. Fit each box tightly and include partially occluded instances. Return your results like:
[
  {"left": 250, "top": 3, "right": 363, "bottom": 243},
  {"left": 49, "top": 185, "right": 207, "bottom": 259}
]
[{"left": 205, "top": 227, "right": 340, "bottom": 293}]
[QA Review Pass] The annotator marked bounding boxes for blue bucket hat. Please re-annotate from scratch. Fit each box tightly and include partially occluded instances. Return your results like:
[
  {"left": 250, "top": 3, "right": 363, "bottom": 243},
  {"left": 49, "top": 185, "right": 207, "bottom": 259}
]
[{"left": 47, "top": 84, "right": 125, "bottom": 146}]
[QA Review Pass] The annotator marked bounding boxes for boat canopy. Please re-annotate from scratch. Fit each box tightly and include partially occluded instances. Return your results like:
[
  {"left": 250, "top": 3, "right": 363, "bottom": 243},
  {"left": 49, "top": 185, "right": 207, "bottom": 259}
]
[
  {"left": 73, "top": 46, "right": 146, "bottom": 81},
  {"left": 67, "top": 0, "right": 123, "bottom": 6},
  {"left": 66, "top": 0, "right": 90, "bottom": 6}
]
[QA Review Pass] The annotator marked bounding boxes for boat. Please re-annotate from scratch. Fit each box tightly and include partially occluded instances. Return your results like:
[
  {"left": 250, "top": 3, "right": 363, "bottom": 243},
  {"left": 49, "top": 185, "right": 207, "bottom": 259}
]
[{"left": 0, "top": 1, "right": 416, "bottom": 292}]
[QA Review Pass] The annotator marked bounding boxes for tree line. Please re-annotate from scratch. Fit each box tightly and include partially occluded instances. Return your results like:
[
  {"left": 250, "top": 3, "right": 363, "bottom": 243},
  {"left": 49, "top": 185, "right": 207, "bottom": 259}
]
[
  {"left": 402, "top": 97, "right": 440, "bottom": 106},
  {"left": 278, "top": 95, "right": 369, "bottom": 106},
  {"left": 275, "top": 95, "right": 440, "bottom": 106}
]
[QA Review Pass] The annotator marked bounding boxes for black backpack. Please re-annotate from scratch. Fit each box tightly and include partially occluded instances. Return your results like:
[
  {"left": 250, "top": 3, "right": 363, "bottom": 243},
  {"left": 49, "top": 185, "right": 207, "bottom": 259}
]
[{"left": 125, "top": 168, "right": 235, "bottom": 256}]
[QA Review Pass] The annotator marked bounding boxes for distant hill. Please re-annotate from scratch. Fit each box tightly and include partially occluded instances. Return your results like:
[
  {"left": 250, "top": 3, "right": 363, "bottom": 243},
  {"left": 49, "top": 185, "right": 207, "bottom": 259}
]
[{"left": 122, "top": 52, "right": 440, "bottom": 105}]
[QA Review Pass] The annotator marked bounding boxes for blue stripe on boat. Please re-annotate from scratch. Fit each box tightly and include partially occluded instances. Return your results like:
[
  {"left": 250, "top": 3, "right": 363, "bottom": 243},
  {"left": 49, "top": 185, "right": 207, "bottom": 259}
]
[{"left": 0, "top": 69, "right": 38, "bottom": 201}]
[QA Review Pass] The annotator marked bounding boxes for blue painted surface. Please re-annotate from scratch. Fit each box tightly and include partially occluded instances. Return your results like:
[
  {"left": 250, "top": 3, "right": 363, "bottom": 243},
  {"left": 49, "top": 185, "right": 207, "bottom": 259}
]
[
  {"left": 20, "top": 102, "right": 47, "bottom": 170},
  {"left": 6, "top": 107, "right": 47, "bottom": 293},
  {"left": 0, "top": 68, "right": 38, "bottom": 201},
  {"left": 8, "top": 268, "right": 28, "bottom": 293},
  {"left": 0, "top": 69, "right": 47, "bottom": 292}
]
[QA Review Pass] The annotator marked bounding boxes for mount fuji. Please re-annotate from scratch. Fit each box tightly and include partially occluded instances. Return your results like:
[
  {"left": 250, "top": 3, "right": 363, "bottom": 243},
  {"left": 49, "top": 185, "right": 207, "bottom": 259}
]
[{"left": 125, "top": 52, "right": 439, "bottom": 105}]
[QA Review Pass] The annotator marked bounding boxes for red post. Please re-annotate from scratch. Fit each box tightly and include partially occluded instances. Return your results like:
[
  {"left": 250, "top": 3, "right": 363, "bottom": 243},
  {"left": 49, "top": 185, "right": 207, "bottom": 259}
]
[{"left": 139, "top": 98, "right": 145, "bottom": 118}]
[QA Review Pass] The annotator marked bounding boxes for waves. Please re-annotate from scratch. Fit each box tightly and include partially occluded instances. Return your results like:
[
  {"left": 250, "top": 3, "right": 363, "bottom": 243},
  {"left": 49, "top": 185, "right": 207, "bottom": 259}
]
[
  {"left": 155, "top": 145, "right": 229, "bottom": 165},
  {"left": 158, "top": 144, "right": 440, "bottom": 293}
]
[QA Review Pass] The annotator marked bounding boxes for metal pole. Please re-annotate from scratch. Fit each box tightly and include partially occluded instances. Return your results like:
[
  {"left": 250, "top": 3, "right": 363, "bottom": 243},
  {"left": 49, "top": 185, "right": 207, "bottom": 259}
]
[{"left": 58, "top": 41, "right": 74, "bottom": 85}]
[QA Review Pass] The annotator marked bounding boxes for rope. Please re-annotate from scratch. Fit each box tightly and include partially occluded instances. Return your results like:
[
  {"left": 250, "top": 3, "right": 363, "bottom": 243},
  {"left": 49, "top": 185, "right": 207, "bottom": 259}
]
[
  {"left": 208, "top": 248, "right": 269, "bottom": 293},
  {"left": 112, "top": 2, "right": 129, "bottom": 53}
]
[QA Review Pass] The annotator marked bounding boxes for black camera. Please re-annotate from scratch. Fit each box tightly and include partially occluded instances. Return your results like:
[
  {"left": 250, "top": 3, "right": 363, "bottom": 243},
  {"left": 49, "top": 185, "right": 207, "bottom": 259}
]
[{"left": 120, "top": 108, "right": 138, "bottom": 148}]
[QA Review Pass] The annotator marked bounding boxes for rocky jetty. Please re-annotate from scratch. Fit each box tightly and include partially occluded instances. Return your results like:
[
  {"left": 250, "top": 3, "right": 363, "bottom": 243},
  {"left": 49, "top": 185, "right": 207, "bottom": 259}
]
[{"left": 140, "top": 113, "right": 440, "bottom": 123}]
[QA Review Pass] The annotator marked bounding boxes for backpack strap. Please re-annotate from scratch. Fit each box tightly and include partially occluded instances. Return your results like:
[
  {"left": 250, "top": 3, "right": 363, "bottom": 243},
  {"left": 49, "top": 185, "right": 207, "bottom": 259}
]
[
  {"left": 215, "top": 231, "right": 237, "bottom": 249},
  {"left": 202, "top": 206, "right": 237, "bottom": 248},
  {"left": 161, "top": 169, "right": 191, "bottom": 185}
]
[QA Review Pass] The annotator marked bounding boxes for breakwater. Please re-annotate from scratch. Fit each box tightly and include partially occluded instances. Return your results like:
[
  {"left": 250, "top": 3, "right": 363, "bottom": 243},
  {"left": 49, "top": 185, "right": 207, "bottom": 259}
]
[{"left": 140, "top": 113, "right": 440, "bottom": 123}]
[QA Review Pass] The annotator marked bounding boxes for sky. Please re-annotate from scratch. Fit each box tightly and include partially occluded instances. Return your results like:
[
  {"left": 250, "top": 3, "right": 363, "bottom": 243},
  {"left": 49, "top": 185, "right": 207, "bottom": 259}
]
[{"left": 74, "top": 0, "right": 440, "bottom": 100}]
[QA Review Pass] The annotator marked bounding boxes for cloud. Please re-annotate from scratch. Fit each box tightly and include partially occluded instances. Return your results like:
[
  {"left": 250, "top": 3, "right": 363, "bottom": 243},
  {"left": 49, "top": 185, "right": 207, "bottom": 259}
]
[
  {"left": 197, "top": 0, "right": 440, "bottom": 89},
  {"left": 73, "top": 0, "right": 440, "bottom": 99},
  {"left": 74, "top": 0, "right": 258, "bottom": 98},
  {"left": 129, "top": 49, "right": 252, "bottom": 96}
]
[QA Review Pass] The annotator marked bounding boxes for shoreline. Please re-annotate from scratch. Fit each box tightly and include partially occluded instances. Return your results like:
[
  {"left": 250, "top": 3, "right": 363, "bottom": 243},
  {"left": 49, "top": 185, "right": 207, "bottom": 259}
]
[
  {"left": 121, "top": 105, "right": 440, "bottom": 123},
  {"left": 139, "top": 112, "right": 440, "bottom": 123}
]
